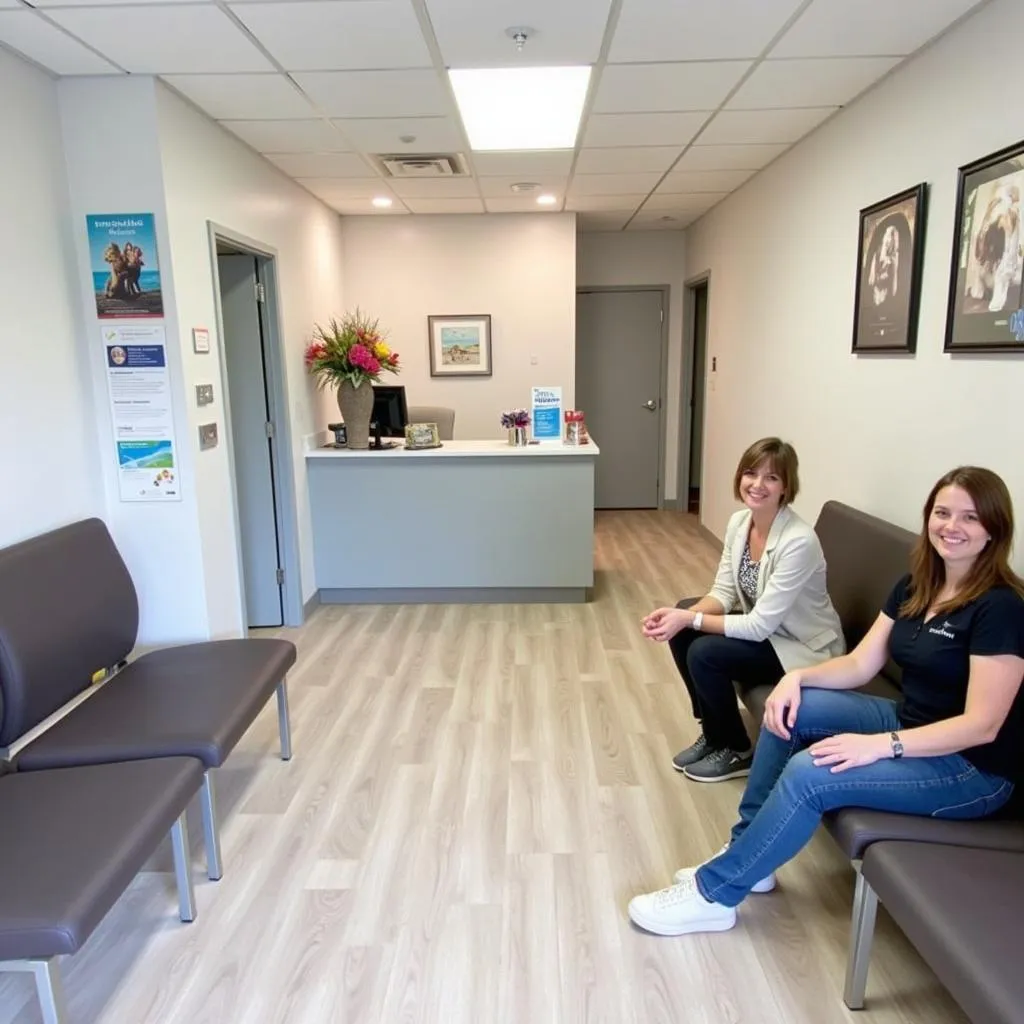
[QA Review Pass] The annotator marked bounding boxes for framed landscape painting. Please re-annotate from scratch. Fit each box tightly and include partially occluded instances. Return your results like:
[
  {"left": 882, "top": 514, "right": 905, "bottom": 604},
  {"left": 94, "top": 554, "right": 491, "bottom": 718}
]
[
  {"left": 945, "top": 139, "right": 1024, "bottom": 353},
  {"left": 428, "top": 314, "right": 492, "bottom": 377},
  {"left": 851, "top": 183, "right": 928, "bottom": 353}
]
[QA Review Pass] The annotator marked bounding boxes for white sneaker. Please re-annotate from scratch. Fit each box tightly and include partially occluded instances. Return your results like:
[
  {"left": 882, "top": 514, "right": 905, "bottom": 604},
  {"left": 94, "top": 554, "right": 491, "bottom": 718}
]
[
  {"left": 673, "top": 842, "right": 776, "bottom": 894},
  {"left": 628, "top": 875, "right": 737, "bottom": 936}
]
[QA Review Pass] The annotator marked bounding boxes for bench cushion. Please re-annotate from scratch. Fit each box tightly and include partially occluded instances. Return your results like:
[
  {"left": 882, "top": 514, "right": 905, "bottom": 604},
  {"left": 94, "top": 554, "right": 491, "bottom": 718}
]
[
  {"left": 0, "top": 519, "right": 138, "bottom": 745},
  {"left": 862, "top": 842, "right": 1024, "bottom": 1024},
  {"left": 0, "top": 757, "right": 203, "bottom": 959},
  {"left": 15, "top": 639, "right": 296, "bottom": 771}
]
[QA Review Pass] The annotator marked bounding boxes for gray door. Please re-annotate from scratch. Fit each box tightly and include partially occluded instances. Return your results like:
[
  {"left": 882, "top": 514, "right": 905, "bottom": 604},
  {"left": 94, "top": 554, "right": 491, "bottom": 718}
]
[
  {"left": 218, "top": 254, "right": 283, "bottom": 627},
  {"left": 576, "top": 289, "right": 664, "bottom": 509}
]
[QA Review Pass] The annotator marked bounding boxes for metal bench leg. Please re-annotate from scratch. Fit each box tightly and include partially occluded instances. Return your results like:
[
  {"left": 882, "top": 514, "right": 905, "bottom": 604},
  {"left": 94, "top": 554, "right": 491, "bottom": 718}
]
[
  {"left": 0, "top": 959, "right": 68, "bottom": 1024},
  {"left": 276, "top": 678, "right": 293, "bottom": 761},
  {"left": 170, "top": 812, "right": 197, "bottom": 922},
  {"left": 200, "top": 769, "right": 224, "bottom": 882},
  {"left": 844, "top": 864, "right": 879, "bottom": 1010}
]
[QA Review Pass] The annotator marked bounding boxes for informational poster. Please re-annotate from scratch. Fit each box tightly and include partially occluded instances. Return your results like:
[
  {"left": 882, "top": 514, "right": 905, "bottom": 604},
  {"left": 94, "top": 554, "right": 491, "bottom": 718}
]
[
  {"left": 101, "top": 324, "right": 180, "bottom": 502},
  {"left": 86, "top": 213, "right": 163, "bottom": 319},
  {"left": 531, "top": 385, "right": 563, "bottom": 442}
]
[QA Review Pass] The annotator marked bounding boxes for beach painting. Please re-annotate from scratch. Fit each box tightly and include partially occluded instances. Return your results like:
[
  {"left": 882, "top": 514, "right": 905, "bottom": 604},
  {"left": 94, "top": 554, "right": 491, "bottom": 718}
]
[
  {"left": 86, "top": 212, "right": 163, "bottom": 319},
  {"left": 428, "top": 314, "right": 492, "bottom": 376}
]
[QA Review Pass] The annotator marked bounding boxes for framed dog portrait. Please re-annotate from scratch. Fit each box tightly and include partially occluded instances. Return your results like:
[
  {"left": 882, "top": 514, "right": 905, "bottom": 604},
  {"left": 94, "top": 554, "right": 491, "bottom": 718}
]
[
  {"left": 428, "top": 314, "right": 492, "bottom": 377},
  {"left": 945, "top": 139, "right": 1024, "bottom": 353},
  {"left": 852, "top": 184, "right": 928, "bottom": 353}
]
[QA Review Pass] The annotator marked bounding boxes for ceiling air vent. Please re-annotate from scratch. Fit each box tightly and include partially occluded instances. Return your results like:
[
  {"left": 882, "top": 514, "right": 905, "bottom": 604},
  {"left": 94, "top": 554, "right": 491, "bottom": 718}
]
[{"left": 378, "top": 154, "right": 467, "bottom": 178}]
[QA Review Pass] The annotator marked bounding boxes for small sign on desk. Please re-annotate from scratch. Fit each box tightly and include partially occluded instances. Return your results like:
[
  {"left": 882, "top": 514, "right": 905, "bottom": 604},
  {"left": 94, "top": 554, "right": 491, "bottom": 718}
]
[{"left": 531, "top": 386, "right": 563, "bottom": 442}]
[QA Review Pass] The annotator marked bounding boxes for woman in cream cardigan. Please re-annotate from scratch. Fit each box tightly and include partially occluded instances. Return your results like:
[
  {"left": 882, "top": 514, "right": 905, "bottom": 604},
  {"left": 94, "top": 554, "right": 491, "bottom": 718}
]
[{"left": 643, "top": 438, "right": 844, "bottom": 782}]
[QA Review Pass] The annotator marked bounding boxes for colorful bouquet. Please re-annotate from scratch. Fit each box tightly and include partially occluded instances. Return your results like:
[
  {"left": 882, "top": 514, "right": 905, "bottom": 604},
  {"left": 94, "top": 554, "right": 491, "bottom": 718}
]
[
  {"left": 500, "top": 408, "right": 530, "bottom": 429},
  {"left": 304, "top": 309, "right": 400, "bottom": 389}
]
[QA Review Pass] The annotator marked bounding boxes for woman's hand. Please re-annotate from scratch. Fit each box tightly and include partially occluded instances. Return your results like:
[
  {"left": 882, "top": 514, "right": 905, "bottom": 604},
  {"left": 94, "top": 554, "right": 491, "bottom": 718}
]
[
  {"left": 763, "top": 673, "right": 803, "bottom": 739},
  {"left": 809, "top": 733, "right": 890, "bottom": 773},
  {"left": 642, "top": 607, "right": 693, "bottom": 642}
]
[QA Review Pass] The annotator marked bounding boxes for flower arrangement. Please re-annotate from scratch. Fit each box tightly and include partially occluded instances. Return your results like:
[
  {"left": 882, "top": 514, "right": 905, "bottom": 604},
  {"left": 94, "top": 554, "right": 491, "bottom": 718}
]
[
  {"left": 500, "top": 408, "right": 530, "bottom": 429},
  {"left": 304, "top": 309, "right": 400, "bottom": 389}
]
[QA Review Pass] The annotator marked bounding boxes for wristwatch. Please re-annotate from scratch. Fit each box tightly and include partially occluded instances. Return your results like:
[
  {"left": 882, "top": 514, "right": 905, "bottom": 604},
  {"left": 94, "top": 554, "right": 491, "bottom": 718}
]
[
  {"left": 890, "top": 731, "right": 904, "bottom": 759},
  {"left": 693, "top": 612, "right": 704, "bottom": 631}
]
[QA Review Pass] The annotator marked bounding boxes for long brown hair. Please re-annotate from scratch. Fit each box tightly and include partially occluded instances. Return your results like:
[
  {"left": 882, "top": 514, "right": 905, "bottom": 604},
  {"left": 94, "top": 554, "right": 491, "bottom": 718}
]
[
  {"left": 901, "top": 466, "right": 1024, "bottom": 618},
  {"left": 732, "top": 438, "right": 799, "bottom": 505}
]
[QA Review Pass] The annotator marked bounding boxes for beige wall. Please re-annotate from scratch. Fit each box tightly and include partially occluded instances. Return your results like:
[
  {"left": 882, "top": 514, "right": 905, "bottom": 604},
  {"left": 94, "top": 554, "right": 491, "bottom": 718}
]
[
  {"left": 685, "top": 0, "right": 1024, "bottom": 568},
  {"left": 339, "top": 214, "right": 577, "bottom": 441}
]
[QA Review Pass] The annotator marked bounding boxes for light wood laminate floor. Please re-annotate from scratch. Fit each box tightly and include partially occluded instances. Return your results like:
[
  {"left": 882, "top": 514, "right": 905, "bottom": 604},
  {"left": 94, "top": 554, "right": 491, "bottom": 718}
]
[{"left": 0, "top": 511, "right": 968, "bottom": 1024}]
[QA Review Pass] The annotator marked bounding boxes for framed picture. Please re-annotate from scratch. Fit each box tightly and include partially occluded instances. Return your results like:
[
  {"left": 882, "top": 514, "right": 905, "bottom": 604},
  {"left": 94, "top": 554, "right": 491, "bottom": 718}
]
[
  {"left": 428, "top": 314, "right": 492, "bottom": 377},
  {"left": 945, "top": 139, "right": 1024, "bottom": 353},
  {"left": 852, "top": 183, "right": 928, "bottom": 353}
]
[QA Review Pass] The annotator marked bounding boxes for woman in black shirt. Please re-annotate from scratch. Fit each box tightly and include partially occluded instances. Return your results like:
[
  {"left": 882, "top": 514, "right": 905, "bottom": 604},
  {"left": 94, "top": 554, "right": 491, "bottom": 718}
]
[{"left": 629, "top": 466, "right": 1024, "bottom": 937}]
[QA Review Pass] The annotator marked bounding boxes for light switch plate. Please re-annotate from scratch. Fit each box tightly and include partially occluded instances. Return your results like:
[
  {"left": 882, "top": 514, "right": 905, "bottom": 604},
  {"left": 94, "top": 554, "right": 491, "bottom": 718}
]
[
  {"left": 198, "top": 423, "right": 218, "bottom": 450},
  {"left": 196, "top": 383, "right": 214, "bottom": 406}
]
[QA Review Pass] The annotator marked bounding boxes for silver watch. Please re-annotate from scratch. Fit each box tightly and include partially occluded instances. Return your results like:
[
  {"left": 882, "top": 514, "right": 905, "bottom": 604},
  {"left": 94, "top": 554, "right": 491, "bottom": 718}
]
[{"left": 693, "top": 612, "right": 704, "bottom": 631}]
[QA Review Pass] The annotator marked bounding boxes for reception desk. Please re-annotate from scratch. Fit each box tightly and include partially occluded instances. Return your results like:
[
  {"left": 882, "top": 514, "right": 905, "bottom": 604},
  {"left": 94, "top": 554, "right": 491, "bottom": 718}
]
[{"left": 306, "top": 439, "right": 599, "bottom": 603}]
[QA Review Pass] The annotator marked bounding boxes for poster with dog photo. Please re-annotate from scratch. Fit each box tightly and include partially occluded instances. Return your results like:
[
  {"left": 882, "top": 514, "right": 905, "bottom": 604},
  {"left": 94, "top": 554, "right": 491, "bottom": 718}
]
[
  {"left": 86, "top": 213, "right": 163, "bottom": 319},
  {"left": 945, "top": 140, "right": 1024, "bottom": 352},
  {"left": 852, "top": 183, "right": 928, "bottom": 353}
]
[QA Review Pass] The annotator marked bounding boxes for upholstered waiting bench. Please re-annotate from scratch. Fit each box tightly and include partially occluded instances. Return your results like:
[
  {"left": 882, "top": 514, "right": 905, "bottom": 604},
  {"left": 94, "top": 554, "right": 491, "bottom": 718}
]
[
  {"left": 0, "top": 518, "right": 297, "bottom": 881},
  {"left": 0, "top": 757, "right": 203, "bottom": 1024}
]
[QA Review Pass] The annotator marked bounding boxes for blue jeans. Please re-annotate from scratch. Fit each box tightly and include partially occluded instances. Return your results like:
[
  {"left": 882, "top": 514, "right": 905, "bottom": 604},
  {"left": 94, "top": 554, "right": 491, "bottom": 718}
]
[{"left": 694, "top": 688, "right": 1014, "bottom": 907}]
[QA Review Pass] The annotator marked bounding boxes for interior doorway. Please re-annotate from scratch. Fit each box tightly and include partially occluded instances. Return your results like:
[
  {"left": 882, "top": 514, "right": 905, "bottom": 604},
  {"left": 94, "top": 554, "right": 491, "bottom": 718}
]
[
  {"left": 211, "top": 228, "right": 301, "bottom": 630},
  {"left": 686, "top": 280, "right": 709, "bottom": 515}
]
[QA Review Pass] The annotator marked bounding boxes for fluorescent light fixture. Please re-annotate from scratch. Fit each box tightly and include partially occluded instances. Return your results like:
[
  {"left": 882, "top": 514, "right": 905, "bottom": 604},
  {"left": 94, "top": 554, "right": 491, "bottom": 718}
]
[
  {"left": 536, "top": 194, "right": 557, "bottom": 206},
  {"left": 449, "top": 66, "right": 591, "bottom": 151},
  {"left": 371, "top": 196, "right": 393, "bottom": 208}
]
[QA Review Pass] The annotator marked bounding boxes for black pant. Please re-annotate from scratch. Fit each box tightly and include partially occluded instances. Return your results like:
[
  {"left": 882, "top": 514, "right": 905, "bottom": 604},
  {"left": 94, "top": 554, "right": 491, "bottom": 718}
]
[{"left": 666, "top": 629, "right": 784, "bottom": 752}]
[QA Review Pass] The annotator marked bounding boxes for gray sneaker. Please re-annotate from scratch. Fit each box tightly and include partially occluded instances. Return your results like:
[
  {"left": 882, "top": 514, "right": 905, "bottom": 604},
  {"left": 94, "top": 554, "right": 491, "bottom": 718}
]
[
  {"left": 671, "top": 732, "right": 713, "bottom": 772},
  {"left": 682, "top": 747, "right": 753, "bottom": 783}
]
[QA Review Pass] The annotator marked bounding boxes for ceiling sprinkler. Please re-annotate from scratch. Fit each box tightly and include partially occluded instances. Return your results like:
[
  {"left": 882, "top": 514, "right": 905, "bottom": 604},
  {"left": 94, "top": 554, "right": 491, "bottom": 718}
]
[{"left": 505, "top": 26, "right": 535, "bottom": 53}]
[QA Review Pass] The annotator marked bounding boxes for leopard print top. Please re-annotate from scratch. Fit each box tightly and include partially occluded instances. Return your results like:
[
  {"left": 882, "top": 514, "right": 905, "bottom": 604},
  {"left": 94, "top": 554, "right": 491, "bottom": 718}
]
[{"left": 738, "top": 542, "right": 760, "bottom": 604}]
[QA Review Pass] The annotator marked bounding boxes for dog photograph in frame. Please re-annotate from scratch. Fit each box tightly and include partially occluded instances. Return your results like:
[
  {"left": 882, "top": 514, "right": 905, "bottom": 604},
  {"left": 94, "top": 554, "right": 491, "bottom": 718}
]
[
  {"left": 945, "top": 139, "right": 1024, "bottom": 352},
  {"left": 852, "top": 183, "right": 928, "bottom": 353}
]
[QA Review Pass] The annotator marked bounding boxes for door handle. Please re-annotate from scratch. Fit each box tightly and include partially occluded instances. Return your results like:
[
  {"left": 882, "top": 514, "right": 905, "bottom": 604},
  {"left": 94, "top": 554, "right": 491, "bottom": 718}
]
[{"left": 643, "top": 400, "right": 657, "bottom": 411}]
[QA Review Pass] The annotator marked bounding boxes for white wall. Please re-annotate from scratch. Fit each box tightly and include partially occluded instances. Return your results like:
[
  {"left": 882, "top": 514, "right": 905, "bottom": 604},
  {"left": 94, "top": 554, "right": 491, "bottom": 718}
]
[
  {"left": 339, "top": 214, "right": 576, "bottom": 440},
  {"left": 576, "top": 231, "right": 687, "bottom": 501},
  {"left": 686, "top": 0, "right": 1024, "bottom": 567},
  {"left": 0, "top": 52, "right": 103, "bottom": 547}
]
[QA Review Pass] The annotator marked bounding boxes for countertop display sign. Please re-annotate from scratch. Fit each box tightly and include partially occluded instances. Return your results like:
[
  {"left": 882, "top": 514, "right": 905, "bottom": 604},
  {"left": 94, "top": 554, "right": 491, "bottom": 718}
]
[
  {"left": 531, "top": 386, "right": 563, "bottom": 442},
  {"left": 102, "top": 324, "right": 181, "bottom": 502},
  {"left": 86, "top": 212, "right": 163, "bottom": 319}
]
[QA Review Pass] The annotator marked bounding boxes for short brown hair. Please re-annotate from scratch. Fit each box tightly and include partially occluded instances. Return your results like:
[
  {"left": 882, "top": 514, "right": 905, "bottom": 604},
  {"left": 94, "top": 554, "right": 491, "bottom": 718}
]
[{"left": 732, "top": 438, "right": 800, "bottom": 505}]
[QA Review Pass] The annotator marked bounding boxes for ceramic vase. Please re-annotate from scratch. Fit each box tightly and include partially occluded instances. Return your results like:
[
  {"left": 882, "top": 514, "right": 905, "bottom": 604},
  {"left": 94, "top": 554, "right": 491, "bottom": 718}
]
[{"left": 337, "top": 379, "right": 374, "bottom": 449}]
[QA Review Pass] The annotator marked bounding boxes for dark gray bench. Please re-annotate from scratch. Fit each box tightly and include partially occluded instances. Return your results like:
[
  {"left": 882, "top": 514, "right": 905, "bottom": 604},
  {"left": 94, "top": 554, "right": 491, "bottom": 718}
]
[
  {"left": 0, "top": 757, "right": 203, "bottom": 1024},
  {"left": 0, "top": 518, "right": 297, "bottom": 883}
]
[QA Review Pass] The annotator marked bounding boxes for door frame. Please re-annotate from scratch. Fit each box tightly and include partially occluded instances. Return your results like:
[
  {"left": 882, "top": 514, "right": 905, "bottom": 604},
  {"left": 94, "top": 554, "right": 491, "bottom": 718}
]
[
  {"left": 575, "top": 284, "right": 671, "bottom": 509},
  {"left": 678, "top": 270, "right": 712, "bottom": 514},
  {"left": 207, "top": 222, "right": 303, "bottom": 629}
]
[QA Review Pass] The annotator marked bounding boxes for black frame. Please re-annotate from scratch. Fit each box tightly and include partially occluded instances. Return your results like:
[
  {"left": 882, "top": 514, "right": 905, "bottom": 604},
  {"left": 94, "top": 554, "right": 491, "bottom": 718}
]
[
  {"left": 944, "top": 138, "right": 1024, "bottom": 353},
  {"left": 427, "top": 314, "right": 493, "bottom": 377},
  {"left": 851, "top": 183, "right": 928, "bottom": 354}
]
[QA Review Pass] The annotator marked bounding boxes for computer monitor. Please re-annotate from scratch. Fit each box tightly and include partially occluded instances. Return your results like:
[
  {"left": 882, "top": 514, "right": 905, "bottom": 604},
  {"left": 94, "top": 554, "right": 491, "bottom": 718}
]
[{"left": 370, "top": 385, "right": 409, "bottom": 449}]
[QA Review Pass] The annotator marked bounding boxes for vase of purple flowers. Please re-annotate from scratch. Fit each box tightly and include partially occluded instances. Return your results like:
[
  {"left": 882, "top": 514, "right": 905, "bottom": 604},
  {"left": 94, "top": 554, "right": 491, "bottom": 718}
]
[{"left": 500, "top": 408, "right": 530, "bottom": 446}]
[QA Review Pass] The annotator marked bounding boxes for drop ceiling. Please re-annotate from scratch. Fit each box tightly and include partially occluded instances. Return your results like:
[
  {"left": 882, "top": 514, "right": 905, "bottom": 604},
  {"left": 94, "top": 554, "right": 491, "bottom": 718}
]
[{"left": 0, "top": 0, "right": 988, "bottom": 231}]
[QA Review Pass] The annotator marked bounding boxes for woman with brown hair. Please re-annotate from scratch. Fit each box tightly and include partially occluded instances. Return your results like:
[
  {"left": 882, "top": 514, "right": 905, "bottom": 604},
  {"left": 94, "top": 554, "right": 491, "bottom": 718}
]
[
  {"left": 643, "top": 438, "right": 844, "bottom": 782},
  {"left": 630, "top": 466, "right": 1024, "bottom": 937}
]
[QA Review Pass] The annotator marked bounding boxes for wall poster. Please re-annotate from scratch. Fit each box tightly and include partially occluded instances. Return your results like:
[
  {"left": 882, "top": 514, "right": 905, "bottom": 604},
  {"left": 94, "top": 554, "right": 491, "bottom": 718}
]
[{"left": 86, "top": 213, "right": 164, "bottom": 319}]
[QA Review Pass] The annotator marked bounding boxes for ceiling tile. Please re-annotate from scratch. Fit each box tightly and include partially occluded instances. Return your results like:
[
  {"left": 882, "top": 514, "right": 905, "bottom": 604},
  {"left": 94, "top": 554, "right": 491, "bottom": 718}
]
[
  {"left": 642, "top": 193, "right": 728, "bottom": 213},
  {"left": 471, "top": 150, "right": 574, "bottom": 177},
  {"left": 333, "top": 117, "right": 464, "bottom": 155},
  {"left": 219, "top": 119, "right": 349, "bottom": 153},
  {"left": 388, "top": 177, "right": 480, "bottom": 199},
  {"left": 593, "top": 61, "right": 751, "bottom": 114},
  {"left": 627, "top": 212, "right": 697, "bottom": 231},
  {"left": 403, "top": 198, "right": 486, "bottom": 214},
  {"left": 31, "top": 0, "right": 203, "bottom": 5},
  {"left": 772, "top": 0, "right": 983, "bottom": 58},
  {"left": 583, "top": 112, "right": 708, "bottom": 148},
  {"left": 658, "top": 169, "right": 754, "bottom": 193},
  {"left": 293, "top": 70, "right": 450, "bottom": 117},
  {"left": 577, "top": 212, "right": 631, "bottom": 232},
  {"left": 331, "top": 201, "right": 408, "bottom": 215},
  {"left": 426, "top": 0, "right": 612, "bottom": 67},
  {"left": 569, "top": 173, "right": 662, "bottom": 196},
  {"left": 484, "top": 197, "right": 562, "bottom": 213},
  {"left": 477, "top": 176, "right": 567, "bottom": 199},
  {"left": 609, "top": 0, "right": 805, "bottom": 62},
  {"left": 265, "top": 152, "right": 374, "bottom": 177},
  {"left": 698, "top": 107, "right": 835, "bottom": 145},
  {"left": 565, "top": 195, "right": 647, "bottom": 212},
  {"left": 576, "top": 147, "right": 682, "bottom": 174},
  {"left": 46, "top": 6, "right": 273, "bottom": 73},
  {"left": 0, "top": 11, "right": 121, "bottom": 74},
  {"left": 228, "top": 1, "right": 431, "bottom": 72},
  {"left": 676, "top": 143, "right": 789, "bottom": 170},
  {"left": 297, "top": 177, "right": 394, "bottom": 199},
  {"left": 164, "top": 74, "right": 318, "bottom": 120},
  {"left": 727, "top": 56, "right": 900, "bottom": 109}
]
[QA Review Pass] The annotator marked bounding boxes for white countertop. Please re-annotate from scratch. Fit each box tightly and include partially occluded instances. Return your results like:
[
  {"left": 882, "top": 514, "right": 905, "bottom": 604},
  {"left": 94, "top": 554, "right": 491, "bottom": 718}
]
[{"left": 306, "top": 438, "right": 599, "bottom": 459}]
